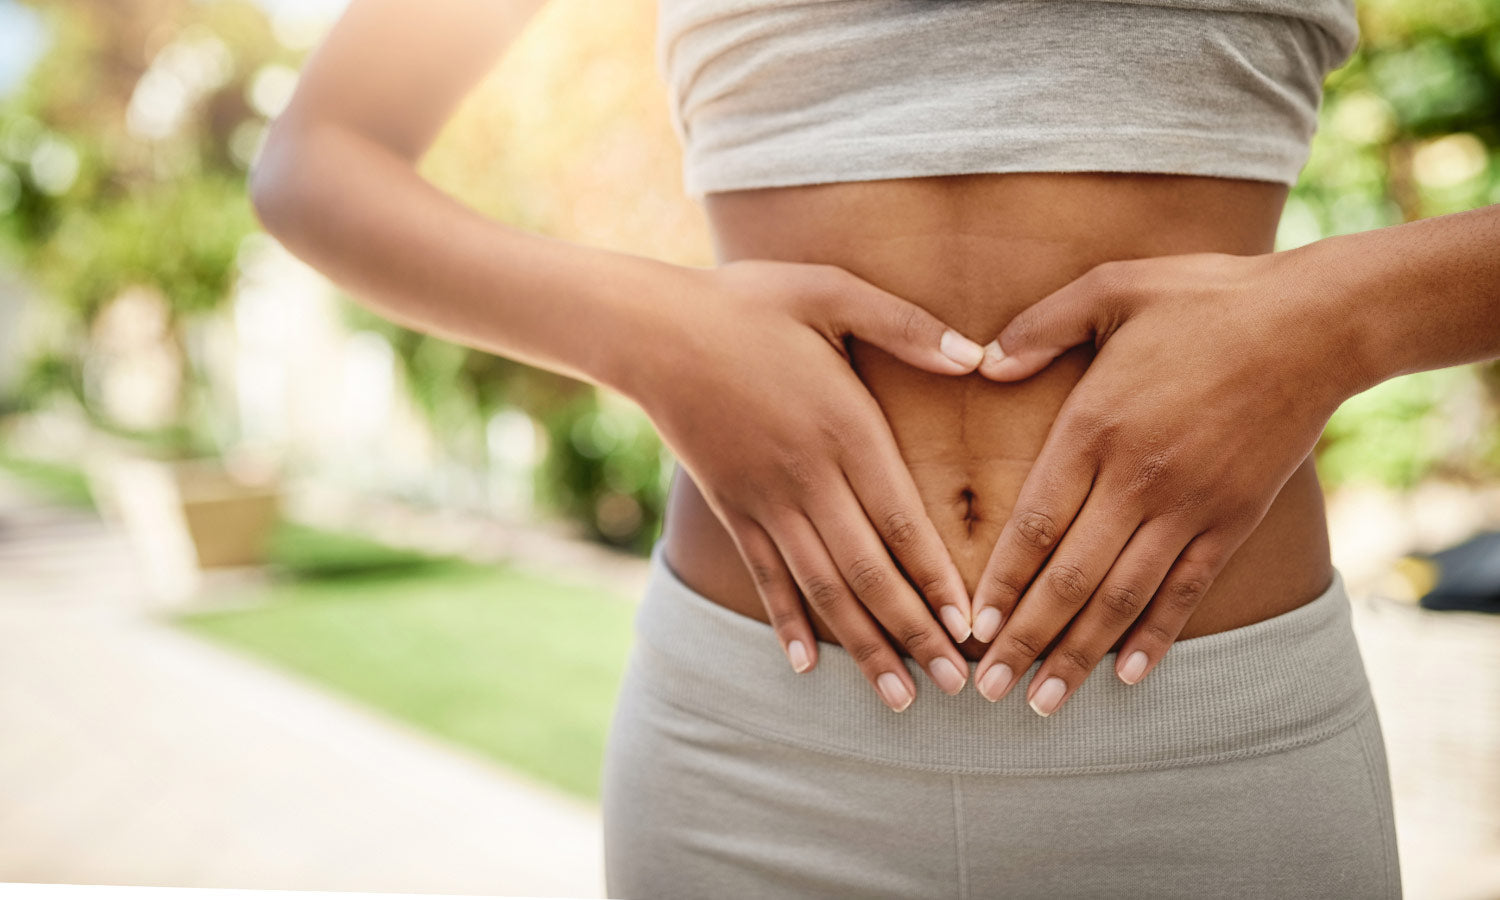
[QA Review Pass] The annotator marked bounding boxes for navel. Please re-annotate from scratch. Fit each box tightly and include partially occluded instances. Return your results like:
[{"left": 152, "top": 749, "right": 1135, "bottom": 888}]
[{"left": 958, "top": 486, "right": 981, "bottom": 537}]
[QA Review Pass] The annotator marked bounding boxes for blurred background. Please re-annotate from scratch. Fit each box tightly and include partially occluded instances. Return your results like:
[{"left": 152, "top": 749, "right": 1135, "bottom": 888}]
[{"left": 0, "top": 0, "right": 1497, "bottom": 897}]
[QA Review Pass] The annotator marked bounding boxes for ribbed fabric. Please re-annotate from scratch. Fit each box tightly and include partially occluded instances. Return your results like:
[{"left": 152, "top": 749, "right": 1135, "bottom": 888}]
[
  {"left": 656, "top": 0, "right": 1360, "bottom": 198},
  {"left": 629, "top": 541, "right": 1372, "bottom": 775}
]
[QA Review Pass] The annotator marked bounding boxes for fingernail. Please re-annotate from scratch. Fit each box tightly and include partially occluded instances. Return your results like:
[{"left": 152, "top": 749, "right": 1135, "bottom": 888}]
[
  {"left": 787, "top": 639, "right": 812, "bottom": 673},
  {"left": 977, "top": 663, "right": 1013, "bottom": 702},
  {"left": 929, "top": 656, "right": 966, "bottom": 695},
  {"left": 973, "top": 606, "right": 1002, "bottom": 642},
  {"left": 940, "top": 329, "right": 985, "bottom": 368},
  {"left": 877, "top": 672, "right": 914, "bottom": 712},
  {"left": 979, "top": 340, "right": 1007, "bottom": 375},
  {"left": 1029, "top": 676, "right": 1067, "bottom": 717},
  {"left": 1118, "top": 650, "right": 1149, "bottom": 685},
  {"left": 940, "top": 604, "right": 971, "bottom": 642}
]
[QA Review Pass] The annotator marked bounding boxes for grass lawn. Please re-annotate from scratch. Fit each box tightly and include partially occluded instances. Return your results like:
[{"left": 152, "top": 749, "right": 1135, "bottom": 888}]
[
  {"left": 0, "top": 447, "right": 637, "bottom": 800},
  {"left": 180, "top": 523, "right": 639, "bottom": 802},
  {"left": 0, "top": 448, "right": 96, "bottom": 509}
]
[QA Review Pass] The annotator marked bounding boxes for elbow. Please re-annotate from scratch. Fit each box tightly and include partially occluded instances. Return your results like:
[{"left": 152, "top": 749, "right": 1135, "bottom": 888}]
[
  {"left": 247, "top": 122, "right": 305, "bottom": 240},
  {"left": 246, "top": 158, "right": 280, "bottom": 233}
]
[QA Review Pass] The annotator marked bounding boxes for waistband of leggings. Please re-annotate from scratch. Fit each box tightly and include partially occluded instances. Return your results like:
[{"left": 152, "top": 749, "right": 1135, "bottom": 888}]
[{"left": 627, "top": 542, "right": 1375, "bottom": 775}]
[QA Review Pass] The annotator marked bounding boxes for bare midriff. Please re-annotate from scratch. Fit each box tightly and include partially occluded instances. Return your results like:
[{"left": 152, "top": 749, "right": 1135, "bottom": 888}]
[{"left": 661, "top": 172, "right": 1333, "bottom": 662}]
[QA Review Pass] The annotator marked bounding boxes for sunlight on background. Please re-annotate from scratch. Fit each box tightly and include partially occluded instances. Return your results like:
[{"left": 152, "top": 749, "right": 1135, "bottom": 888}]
[{"left": 0, "top": 1, "right": 1498, "bottom": 898}]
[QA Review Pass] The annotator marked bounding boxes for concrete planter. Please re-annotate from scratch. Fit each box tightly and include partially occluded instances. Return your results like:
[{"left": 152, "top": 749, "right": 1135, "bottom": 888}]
[{"left": 93, "top": 454, "right": 281, "bottom": 608}]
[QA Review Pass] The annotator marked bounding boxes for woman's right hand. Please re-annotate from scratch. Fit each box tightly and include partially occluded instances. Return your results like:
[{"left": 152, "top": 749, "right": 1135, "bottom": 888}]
[
  {"left": 244, "top": 0, "right": 977, "bottom": 712},
  {"left": 621, "top": 259, "right": 984, "bottom": 711}
]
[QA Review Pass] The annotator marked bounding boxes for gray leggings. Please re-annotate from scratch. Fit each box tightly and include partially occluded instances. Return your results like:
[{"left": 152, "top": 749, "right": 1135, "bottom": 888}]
[{"left": 601, "top": 545, "right": 1401, "bottom": 899}]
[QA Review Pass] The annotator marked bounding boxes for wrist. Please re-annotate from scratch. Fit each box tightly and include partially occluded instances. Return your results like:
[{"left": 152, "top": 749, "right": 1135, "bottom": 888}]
[
  {"left": 584, "top": 255, "right": 704, "bottom": 407},
  {"left": 1277, "top": 234, "right": 1390, "bottom": 406}
]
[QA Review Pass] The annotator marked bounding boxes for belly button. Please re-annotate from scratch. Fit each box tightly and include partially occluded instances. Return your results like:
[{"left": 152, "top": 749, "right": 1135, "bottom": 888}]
[{"left": 958, "top": 487, "right": 981, "bottom": 536}]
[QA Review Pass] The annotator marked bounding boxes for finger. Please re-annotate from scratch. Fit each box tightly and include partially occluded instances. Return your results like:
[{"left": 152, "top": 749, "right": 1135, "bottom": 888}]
[
  {"left": 770, "top": 513, "right": 920, "bottom": 712},
  {"left": 1116, "top": 529, "right": 1238, "bottom": 686},
  {"left": 977, "top": 260, "right": 1132, "bottom": 382},
  {"left": 973, "top": 494, "right": 1137, "bottom": 707},
  {"left": 808, "top": 481, "right": 969, "bottom": 696},
  {"left": 1021, "top": 519, "right": 1187, "bottom": 714},
  {"left": 721, "top": 511, "right": 818, "bottom": 673},
  {"left": 817, "top": 268, "right": 986, "bottom": 375},
  {"left": 969, "top": 438, "right": 1096, "bottom": 643},
  {"left": 840, "top": 422, "right": 972, "bottom": 642}
]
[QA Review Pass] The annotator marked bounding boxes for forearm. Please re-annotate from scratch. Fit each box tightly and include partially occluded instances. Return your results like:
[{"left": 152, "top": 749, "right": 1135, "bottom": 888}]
[
  {"left": 1306, "top": 203, "right": 1500, "bottom": 396},
  {"left": 249, "top": 117, "right": 672, "bottom": 396}
]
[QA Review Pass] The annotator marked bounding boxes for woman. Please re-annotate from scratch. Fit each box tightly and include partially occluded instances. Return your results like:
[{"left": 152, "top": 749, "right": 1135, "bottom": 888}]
[{"left": 251, "top": 0, "right": 1498, "bottom": 895}]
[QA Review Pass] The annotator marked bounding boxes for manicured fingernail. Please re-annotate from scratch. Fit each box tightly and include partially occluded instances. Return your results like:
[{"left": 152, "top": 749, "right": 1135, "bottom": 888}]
[
  {"left": 977, "top": 663, "right": 1013, "bottom": 702},
  {"left": 1118, "top": 650, "right": 1149, "bottom": 685},
  {"left": 929, "top": 656, "right": 966, "bottom": 695},
  {"left": 940, "top": 604, "right": 971, "bottom": 642},
  {"left": 1029, "top": 676, "right": 1067, "bottom": 717},
  {"left": 973, "top": 607, "right": 1002, "bottom": 642},
  {"left": 979, "top": 340, "right": 1006, "bottom": 375},
  {"left": 787, "top": 639, "right": 812, "bottom": 673},
  {"left": 940, "top": 329, "right": 985, "bottom": 368},
  {"left": 877, "top": 672, "right": 914, "bottom": 712}
]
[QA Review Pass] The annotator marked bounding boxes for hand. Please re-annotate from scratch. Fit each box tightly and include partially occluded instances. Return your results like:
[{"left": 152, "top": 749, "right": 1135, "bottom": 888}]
[
  {"left": 628, "top": 258, "right": 986, "bottom": 711},
  {"left": 965, "top": 250, "right": 1358, "bottom": 715}
]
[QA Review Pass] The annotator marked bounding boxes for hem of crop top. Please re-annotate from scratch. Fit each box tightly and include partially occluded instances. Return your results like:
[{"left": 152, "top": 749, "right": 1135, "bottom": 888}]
[{"left": 682, "top": 124, "right": 1308, "bottom": 199}]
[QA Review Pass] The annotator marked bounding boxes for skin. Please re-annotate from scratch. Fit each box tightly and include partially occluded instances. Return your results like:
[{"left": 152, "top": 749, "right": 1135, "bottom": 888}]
[
  {"left": 249, "top": 0, "right": 982, "bottom": 712},
  {"left": 961, "top": 207, "right": 1500, "bottom": 714},
  {"left": 252, "top": 0, "right": 1500, "bottom": 718},
  {"left": 671, "top": 174, "right": 1335, "bottom": 700}
]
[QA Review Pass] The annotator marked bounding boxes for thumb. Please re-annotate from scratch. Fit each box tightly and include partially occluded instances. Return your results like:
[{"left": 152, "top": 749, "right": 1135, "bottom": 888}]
[
  {"left": 978, "top": 266, "right": 1117, "bottom": 381},
  {"left": 826, "top": 278, "right": 986, "bottom": 376}
]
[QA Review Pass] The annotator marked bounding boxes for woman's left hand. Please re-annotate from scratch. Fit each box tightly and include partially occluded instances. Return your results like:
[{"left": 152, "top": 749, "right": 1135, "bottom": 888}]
[{"left": 965, "top": 248, "right": 1362, "bottom": 715}]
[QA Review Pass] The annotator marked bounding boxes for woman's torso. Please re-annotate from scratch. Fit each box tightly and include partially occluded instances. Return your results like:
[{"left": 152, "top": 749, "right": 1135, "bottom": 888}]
[{"left": 661, "top": 171, "right": 1334, "bottom": 662}]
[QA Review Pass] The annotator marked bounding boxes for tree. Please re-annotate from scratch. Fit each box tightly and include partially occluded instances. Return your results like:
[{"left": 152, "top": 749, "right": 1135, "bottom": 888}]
[{"left": 2, "top": 0, "right": 280, "bottom": 451}]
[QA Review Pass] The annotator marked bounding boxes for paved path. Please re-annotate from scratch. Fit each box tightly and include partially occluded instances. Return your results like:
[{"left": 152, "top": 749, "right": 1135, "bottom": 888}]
[
  {"left": 0, "top": 477, "right": 605, "bottom": 898},
  {"left": 2, "top": 472, "right": 1498, "bottom": 898},
  {"left": 1352, "top": 597, "right": 1500, "bottom": 900},
  {"left": 1329, "top": 483, "right": 1500, "bottom": 900}
]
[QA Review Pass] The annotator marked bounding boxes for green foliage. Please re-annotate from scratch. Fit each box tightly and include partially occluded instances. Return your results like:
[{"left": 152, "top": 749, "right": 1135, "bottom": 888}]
[
  {"left": 7, "top": 0, "right": 1500, "bottom": 549},
  {"left": 31, "top": 173, "right": 254, "bottom": 319},
  {"left": 10, "top": 347, "right": 83, "bottom": 413},
  {"left": 1318, "top": 368, "right": 1475, "bottom": 488},
  {"left": 537, "top": 392, "right": 669, "bottom": 553},
  {"left": 264, "top": 520, "right": 457, "bottom": 581},
  {"left": 0, "top": 445, "right": 95, "bottom": 509},
  {"left": 1, "top": 0, "right": 284, "bottom": 451},
  {"left": 1294, "top": 1, "right": 1500, "bottom": 488},
  {"left": 341, "top": 297, "right": 672, "bottom": 551}
]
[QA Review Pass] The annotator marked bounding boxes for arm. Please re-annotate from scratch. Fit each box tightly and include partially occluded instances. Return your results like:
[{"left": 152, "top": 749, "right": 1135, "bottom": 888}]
[
  {"left": 251, "top": 0, "right": 987, "bottom": 709},
  {"left": 1316, "top": 203, "right": 1500, "bottom": 390},
  {"left": 959, "top": 201, "right": 1499, "bottom": 715},
  {"left": 249, "top": 0, "right": 648, "bottom": 390}
]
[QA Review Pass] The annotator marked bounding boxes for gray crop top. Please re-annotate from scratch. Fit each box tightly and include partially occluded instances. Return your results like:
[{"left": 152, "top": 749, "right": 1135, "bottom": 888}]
[{"left": 656, "top": 0, "right": 1360, "bottom": 198}]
